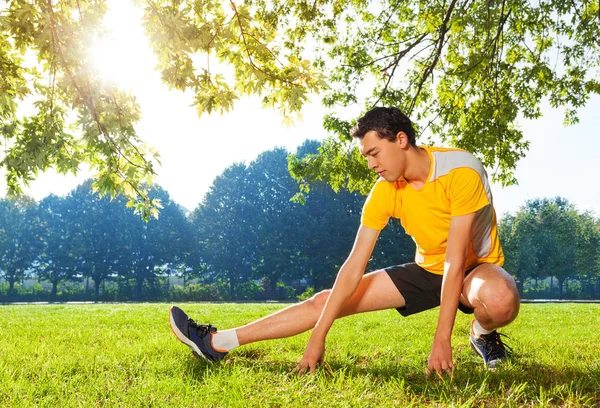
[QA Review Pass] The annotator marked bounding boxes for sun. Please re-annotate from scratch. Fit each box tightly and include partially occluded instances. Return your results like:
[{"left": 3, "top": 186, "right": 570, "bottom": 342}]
[
  {"left": 89, "top": 35, "right": 123, "bottom": 85},
  {"left": 86, "top": 0, "right": 152, "bottom": 91}
]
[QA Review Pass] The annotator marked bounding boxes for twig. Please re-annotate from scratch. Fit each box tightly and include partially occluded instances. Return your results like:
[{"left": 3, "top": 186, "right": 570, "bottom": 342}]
[
  {"left": 370, "top": 33, "right": 428, "bottom": 107},
  {"left": 408, "top": 0, "right": 459, "bottom": 115}
]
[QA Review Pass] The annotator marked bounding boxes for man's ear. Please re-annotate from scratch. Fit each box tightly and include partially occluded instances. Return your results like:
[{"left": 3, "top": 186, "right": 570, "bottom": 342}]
[{"left": 395, "top": 131, "right": 409, "bottom": 148}]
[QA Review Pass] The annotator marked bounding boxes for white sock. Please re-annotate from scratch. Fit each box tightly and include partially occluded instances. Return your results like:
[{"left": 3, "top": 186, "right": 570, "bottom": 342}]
[
  {"left": 472, "top": 320, "right": 493, "bottom": 336},
  {"left": 211, "top": 329, "right": 239, "bottom": 352}
]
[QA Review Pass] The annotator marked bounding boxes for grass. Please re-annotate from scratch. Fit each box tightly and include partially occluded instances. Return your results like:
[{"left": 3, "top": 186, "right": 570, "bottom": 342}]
[{"left": 0, "top": 303, "right": 599, "bottom": 407}]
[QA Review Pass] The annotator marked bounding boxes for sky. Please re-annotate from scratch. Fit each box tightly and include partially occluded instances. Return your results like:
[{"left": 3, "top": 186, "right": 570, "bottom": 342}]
[{"left": 2, "top": 0, "right": 599, "bottom": 218}]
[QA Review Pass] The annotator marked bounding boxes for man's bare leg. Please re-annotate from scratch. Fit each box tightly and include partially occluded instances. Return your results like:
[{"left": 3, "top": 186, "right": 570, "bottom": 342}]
[
  {"left": 460, "top": 263, "right": 520, "bottom": 330},
  {"left": 460, "top": 263, "right": 520, "bottom": 367},
  {"left": 236, "top": 270, "right": 405, "bottom": 346}
]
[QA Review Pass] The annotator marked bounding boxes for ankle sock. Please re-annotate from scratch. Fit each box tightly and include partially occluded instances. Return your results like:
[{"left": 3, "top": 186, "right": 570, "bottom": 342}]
[
  {"left": 472, "top": 319, "right": 493, "bottom": 337},
  {"left": 212, "top": 329, "right": 239, "bottom": 352}
]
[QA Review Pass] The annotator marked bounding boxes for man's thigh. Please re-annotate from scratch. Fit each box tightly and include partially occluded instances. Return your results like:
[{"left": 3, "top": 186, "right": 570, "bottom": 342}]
[
  {"left": 338, "top": 270, "right": 406, "bottom": 318},
  {"left": 460, "top": 263, "right": 519, "bottom": 309}
]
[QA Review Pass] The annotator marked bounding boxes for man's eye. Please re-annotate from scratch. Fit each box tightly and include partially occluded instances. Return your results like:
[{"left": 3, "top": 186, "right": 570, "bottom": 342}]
[{"left": 372, "top": 152, "right": 379, "bottom": 157}]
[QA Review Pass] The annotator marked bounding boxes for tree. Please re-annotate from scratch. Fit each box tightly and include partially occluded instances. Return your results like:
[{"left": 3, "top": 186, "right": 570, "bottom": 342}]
[
  {"left": 192, "top": 163, "right": 261, "bottom": 298},
  {"left": 573, "top": 211, "right": 600, "bottom": 298},
  {"left": 3, "top": 1, "right": 599, "bottom": 211},
  {"left": 534, "top": 198, "right": 579, "bottom": 299},
  {"left": 0, "top": 196, "right": 39, "bottom": 294},
  {"left": 37, "top": 194, "right": 81, "bottom": 298},
  {"left": 245, "top": 148, "right": 306, "bottom": 295},
  {"left": 67, "top": 180, "right": 133, "bottom": 299},
  {"left": 502, "top": 197, "right": 595, "bottom": 299},
  {"left": 124, "top": 186, "right": 192, "bottom": 299},
  {"left": 499, "top": 212, "right": 540, "bottom": 293}
]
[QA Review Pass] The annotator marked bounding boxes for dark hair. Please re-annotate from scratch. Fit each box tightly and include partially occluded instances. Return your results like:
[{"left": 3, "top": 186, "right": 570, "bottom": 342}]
[{"left": 350, "top": 107, "right": 416, "bottom": 146}]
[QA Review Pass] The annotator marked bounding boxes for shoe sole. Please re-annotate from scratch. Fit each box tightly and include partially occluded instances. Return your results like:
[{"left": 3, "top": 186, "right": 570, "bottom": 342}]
[{"left": 168, "top": 306, "right": 211, "bottom": 362}]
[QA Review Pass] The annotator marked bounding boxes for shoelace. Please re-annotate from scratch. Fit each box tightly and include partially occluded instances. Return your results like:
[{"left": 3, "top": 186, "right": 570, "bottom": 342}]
[
  {"left": 188, "top": 319, "right": 215, "bottom": 338},
  {"left": 481, "top": 331, "right": 513, "bottom": 361}
]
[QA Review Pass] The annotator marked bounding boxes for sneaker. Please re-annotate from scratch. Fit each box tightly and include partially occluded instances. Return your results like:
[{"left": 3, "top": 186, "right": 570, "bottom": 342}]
[
  {"left": 169, "top": 305, "right": 228, "bottom": 362},
  {"left": 469, "top": 321, "right": 512, "bottom": 369}
]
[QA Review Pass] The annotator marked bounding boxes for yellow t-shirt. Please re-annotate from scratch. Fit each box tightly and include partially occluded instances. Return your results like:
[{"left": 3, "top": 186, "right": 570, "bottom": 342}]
[{"left": 361, "top": 146, "right": 504, "bottom": 275}]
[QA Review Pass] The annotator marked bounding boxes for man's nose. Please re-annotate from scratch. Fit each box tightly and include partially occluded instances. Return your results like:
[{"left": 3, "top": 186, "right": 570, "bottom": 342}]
[{"left": 367, "top": 157, "right": 377, "bottom": 169}]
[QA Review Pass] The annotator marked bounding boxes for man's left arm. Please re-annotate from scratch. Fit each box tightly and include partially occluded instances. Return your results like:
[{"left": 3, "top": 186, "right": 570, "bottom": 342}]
[{"left": 427, "top": 211, "right": 476, "bottom": 377}]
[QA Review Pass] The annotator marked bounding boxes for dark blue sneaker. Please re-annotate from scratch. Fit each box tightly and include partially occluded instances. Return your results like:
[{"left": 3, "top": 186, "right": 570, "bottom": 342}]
[
  {"left": 469, "top": 320, "right": 512, "bottom": 369},
  {"left": 169, "top": 306, "right": 228, "bottom": 362}
]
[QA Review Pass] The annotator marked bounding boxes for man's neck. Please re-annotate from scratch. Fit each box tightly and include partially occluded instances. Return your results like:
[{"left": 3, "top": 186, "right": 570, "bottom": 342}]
[{"left": 403, "top": 147, "right": 431, "bottom": 190}]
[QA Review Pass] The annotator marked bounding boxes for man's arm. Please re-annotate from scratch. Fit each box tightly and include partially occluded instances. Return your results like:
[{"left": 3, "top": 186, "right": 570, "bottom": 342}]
[
  {"left": 296, "top": 225, "right": 380, "bottom": 375},
  {"left": 427, "top": 211, "right": 476, "bottom": 377}
]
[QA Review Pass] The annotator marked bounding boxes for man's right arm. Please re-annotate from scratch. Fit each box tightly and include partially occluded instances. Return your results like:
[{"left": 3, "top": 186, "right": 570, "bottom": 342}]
[{"left": 296, "top": 224, "right": 380, "bottom": 374}]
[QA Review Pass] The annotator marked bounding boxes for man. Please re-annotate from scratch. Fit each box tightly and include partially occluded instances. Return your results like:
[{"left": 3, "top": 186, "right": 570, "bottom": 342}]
[{"left": 169, "top": 106, "right": 520, "bottom": 376}]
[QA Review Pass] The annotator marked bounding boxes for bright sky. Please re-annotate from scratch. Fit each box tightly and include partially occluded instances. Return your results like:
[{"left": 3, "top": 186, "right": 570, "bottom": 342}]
[{"left": 2, "top": 0, "right": 599, "bottom": 217}]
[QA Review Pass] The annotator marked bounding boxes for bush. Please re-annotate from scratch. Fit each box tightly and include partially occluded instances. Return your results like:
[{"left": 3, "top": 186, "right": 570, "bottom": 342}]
[
  {"left": 236, "top": 280, "right": 265, "bottom": 300},
  {"left": 297, "top": 286, "right": 315, "bottom": 302}
]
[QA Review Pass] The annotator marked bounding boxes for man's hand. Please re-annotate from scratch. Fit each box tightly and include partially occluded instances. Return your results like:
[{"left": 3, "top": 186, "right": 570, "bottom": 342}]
[
  {"left": 294, "top": 336, "right": 325, "bottom": 375},
  {"left": 427, "top": 339, "right": 454, "bottom": 379}
]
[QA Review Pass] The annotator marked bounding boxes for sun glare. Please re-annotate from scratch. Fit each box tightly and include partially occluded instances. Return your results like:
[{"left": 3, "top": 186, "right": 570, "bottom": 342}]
[
  {"left": 90, "top": 35, "right": 124, "bottom": 85},
  {"left": 87, "top": 0, "right": 153, "bottom": 91}
]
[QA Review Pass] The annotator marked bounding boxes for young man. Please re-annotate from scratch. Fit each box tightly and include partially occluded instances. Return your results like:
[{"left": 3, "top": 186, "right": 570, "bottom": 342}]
[{"left": 169, "top": 107, "right": 520, "bottom": 376}]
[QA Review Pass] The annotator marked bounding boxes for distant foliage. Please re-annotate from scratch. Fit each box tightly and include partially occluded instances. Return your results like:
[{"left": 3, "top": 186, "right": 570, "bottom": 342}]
[{"left": 499, "top": 197, "right": 600, "bottom": 299}]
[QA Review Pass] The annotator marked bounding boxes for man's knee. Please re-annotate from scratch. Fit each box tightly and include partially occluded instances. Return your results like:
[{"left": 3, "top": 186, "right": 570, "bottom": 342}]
[
  {"left": 481, "top": 278, "right": 520, "bottom": 325},
  {"left": 305, "top": 289, "right": 331, "bottom": 314}
]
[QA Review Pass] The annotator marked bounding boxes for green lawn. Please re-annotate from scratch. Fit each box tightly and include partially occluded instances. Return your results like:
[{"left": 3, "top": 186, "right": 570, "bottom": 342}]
[{"left": 1, "top": 303, "right": 599, "bottom": 407}]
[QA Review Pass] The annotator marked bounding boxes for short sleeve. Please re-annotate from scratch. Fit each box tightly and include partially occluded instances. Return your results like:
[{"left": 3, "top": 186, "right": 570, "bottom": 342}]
[
  {"left": 448, "top": 167, "right": 490, "bottom": 217},
  {"left": 361, "top": 180, "right": 394, "bottom": 230}
]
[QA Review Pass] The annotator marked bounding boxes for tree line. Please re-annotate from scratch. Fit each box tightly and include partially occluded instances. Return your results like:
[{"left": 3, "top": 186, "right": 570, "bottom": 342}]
[{"left": 1, "top": 141, "right": 599, "bottom": 302}]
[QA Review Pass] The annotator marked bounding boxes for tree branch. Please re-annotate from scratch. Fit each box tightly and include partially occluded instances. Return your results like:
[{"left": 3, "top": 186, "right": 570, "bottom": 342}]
[
  {"left": 341, "top": 33, "right": 428, "bottom": 69},
  {"left": 370, "top": 33, "right": 428, "bottom": 107},
  {"left": 408, "top": 0, "right": 459, "bottom": 115}
]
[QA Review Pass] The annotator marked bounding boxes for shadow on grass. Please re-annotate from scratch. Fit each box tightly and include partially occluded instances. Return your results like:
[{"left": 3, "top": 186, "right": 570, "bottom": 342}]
[{"left": 181, "top": 348, "right": 600, "bottom": 404}]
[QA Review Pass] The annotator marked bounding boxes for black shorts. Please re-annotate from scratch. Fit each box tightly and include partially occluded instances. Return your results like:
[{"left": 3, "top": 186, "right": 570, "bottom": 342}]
[{"left": 384, "top": 262, "right": 477, "bottom": 317}]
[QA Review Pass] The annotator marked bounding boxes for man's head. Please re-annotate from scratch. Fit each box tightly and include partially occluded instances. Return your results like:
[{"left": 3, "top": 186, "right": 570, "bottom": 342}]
[
  {"left": 352, "top": 107, "right": 418, "bottom": 182},
  {"left": 350, "top": 107, "right": 416, "bottom": 146}
]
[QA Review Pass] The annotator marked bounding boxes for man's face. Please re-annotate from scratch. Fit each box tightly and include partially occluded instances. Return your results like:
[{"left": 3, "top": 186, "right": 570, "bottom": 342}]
[{"left": 358, "top": 130, "right": 405, "bottom": 182}]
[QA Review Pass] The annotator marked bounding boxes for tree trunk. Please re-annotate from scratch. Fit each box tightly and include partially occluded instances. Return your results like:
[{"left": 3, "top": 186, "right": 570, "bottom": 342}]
[
  {"left": 136, "top": 277, "right": 144, "bottom": 300},
  {"left": 94, "top": 279, "right": 101, "bottom": 302},
  {"left": 516, "top": 278, "right": 524, "bottom": 296},
  {"left": 229, "top": 276, "right": 235, "bottom": 300},
  {"left": 51, "top": 281, "right": 58, "bottom": 300},
  {"left": 558, "top": 278, "right": 565, "bottom": 300}
]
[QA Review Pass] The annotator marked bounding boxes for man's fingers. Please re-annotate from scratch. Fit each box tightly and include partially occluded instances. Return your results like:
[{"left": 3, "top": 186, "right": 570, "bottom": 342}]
[
  {"left": 295, "top": 363, "right": 307, "bottom": 376},
  {"left": 427, "top": 361, "right": 455, "bottom": 380},
  {"left": 295, "top": 360, "right": 320, "bottom": 376}
]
